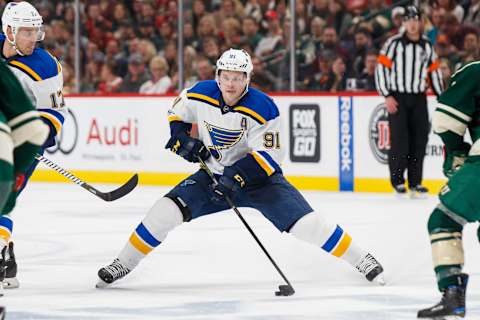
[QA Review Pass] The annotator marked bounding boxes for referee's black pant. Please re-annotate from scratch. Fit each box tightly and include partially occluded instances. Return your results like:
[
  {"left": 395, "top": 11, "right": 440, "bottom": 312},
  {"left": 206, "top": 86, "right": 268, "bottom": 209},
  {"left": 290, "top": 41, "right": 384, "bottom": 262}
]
[{"left": 387, "top": 92, "right": 429, "bottom": 188}]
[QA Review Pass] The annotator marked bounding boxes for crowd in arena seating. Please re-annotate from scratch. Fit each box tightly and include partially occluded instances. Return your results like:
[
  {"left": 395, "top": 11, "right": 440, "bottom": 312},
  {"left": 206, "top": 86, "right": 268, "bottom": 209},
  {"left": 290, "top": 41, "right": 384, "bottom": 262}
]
[{"left": 1, "top": 0, "right": 478, "bottom": 94}]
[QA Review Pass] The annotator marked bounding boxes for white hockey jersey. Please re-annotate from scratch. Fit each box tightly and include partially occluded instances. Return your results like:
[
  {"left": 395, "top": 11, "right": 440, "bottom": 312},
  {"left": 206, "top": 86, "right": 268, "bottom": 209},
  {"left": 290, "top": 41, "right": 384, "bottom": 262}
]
[
  {"left": 168, "top": 80, "right": 284, "bottom": 175},
  {"left": 0, "top": 34, "right": 66, "bottom": 137}
]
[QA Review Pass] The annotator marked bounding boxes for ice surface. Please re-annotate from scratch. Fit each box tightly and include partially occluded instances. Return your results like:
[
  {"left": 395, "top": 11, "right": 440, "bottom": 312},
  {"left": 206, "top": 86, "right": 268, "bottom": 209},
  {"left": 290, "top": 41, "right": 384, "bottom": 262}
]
[{"left": 2, "top": 183, "right": 480, "bottom": 319}]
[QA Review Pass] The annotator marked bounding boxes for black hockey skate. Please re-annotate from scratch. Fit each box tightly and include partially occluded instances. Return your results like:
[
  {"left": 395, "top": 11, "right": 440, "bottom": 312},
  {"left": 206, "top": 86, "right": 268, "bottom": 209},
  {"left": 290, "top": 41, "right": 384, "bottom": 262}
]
[
  {"left": 355, "top": 253, "right": 385, "bottom": 285},
  {"left": 393, "top": 184, "right": 407, "bottom": 198},
  {"left": 96, "top": 258, "right": 131, "bottom": 288},
  {"left": 4, "top": 242, "right": 19, "bottom": 289},
  {"left": 417, "top": 273, "right": 468, "bottom": 319},
  {"left": 0, "top": 246, "right": 7, "bottom": 296},
  {"left": 410, "top": 185, "right": 429, "bottom": 199}
]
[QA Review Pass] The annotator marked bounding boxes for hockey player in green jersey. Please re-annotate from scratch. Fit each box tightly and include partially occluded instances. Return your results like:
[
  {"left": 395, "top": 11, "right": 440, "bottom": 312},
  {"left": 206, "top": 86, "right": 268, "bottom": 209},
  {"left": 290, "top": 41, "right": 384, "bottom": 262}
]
[
  {"left": 0, "top": 61, "right": 49, "bottom": 287},
  {"left": 417, "top": 61, "right": 480, "bottom": 319}
]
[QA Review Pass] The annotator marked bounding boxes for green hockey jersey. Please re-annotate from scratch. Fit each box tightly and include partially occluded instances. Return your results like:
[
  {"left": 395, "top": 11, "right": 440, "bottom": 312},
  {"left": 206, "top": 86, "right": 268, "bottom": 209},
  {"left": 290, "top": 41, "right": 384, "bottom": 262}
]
[{"left": 433, "top": 61, "right": 480, "bottom": 155}]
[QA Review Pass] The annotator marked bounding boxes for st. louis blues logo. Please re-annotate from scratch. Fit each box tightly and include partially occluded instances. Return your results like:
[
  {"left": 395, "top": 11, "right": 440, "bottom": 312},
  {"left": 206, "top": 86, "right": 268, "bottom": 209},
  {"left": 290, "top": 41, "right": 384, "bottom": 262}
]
[{"left": 205, "top": 122, "right": 245, "bottom": 160}]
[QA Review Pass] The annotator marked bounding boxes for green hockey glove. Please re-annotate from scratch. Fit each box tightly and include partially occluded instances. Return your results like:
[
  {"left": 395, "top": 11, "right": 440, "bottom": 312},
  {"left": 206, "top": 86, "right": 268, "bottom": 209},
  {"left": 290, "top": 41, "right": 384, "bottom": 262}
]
[{"left": 443, "top": 143, "right": 470, "bottom": 178}]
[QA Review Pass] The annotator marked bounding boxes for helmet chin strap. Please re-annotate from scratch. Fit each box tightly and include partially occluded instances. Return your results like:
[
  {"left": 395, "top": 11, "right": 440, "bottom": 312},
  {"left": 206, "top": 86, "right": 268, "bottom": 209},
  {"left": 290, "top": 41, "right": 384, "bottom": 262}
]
[{"left": 6, "top": 27, "right": 26, "bottom": 56}]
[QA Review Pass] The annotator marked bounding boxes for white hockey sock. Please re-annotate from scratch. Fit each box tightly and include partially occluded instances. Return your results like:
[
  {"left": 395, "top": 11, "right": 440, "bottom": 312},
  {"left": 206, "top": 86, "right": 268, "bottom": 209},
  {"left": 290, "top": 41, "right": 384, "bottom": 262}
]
[
  {"left": 118, "top": 197, "right": 183, "bottom": 270},
  {"left": 289, "top": 211, "right": 367, "bottom": 267}
]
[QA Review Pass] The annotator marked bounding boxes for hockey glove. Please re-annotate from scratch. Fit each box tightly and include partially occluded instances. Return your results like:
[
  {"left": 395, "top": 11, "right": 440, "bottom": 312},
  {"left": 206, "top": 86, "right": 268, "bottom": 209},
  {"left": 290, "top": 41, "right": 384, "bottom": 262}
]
[
  {"left": 443, "top": 142, "right": 470, "bottom": 178},
  {"left": 211, "top": 166, "right": 246, "bottom": 202},
  {"left": 165, "top": 134, "right": 210, "bottom": 163}
]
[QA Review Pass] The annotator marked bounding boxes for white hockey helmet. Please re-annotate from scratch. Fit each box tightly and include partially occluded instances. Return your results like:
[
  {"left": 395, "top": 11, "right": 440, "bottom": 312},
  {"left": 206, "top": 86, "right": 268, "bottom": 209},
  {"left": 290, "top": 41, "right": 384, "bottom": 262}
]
[
  {"left": 2, "top": 1, "right": 45, "bottom": 45},
  {"left": 216, "top": 48, "right": 253, "bottom": 82}
]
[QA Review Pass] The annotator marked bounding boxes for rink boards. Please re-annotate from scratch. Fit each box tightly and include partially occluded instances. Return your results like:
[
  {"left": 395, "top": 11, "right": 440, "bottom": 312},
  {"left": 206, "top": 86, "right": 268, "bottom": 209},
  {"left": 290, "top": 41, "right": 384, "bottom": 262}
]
[{"left": 31, "top": 94, "right": 447, "bottom": 193}]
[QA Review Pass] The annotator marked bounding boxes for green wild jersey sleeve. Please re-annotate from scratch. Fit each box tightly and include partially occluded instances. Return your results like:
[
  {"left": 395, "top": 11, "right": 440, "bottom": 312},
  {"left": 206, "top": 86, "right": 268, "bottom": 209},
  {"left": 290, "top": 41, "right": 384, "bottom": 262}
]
[{"left": 0, "top": 61, "right": 36, "bottom": 119}]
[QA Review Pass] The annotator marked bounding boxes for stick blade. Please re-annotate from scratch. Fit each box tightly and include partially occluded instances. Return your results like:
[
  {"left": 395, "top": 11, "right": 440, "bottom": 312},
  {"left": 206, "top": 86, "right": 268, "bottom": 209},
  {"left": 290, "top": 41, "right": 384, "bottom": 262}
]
[
  {"left": 275, "top": 285, "right": 295, "bottom": 296},
  {"left": 96, "top": 174, "right": 139, "bottom": 201}
]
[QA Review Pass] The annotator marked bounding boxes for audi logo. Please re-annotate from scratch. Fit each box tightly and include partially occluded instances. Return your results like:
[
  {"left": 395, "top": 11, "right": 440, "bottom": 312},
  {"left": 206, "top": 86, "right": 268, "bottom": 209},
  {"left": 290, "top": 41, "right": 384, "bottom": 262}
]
[{"left": 46, "top": 108, "right": 78, "bottom": 155}]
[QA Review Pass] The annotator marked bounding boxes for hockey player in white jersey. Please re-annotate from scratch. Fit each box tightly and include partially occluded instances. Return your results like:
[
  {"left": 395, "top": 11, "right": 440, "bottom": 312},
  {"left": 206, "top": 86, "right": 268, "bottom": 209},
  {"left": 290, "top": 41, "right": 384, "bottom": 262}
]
[
  {"left": 97, "top": 49, "right": 385, "bottom": 289},
  {"left": 0, "top": 1, "right": 66, "bottom": 289}
]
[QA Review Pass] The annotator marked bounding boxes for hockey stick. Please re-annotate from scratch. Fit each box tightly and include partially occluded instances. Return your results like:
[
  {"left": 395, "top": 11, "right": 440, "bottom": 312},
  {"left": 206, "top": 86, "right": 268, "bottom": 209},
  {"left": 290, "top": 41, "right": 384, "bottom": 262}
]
[
  {"left": 198, "top": 157, "right": 295, "bottom": 296},
  {"left": 35, "top": 154, "right": 138, "bottom": 201}
]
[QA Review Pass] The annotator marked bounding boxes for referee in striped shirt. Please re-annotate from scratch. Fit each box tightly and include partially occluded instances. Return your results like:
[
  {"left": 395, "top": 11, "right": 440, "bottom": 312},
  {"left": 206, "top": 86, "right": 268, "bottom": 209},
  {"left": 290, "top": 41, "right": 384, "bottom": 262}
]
[{"left": 375, "top": 5, "right": 443, "bottom": 197}]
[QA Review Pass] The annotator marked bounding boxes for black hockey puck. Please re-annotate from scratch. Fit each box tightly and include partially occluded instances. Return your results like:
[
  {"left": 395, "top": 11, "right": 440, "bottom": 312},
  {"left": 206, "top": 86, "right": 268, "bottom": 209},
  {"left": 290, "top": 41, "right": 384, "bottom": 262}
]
[{"left": 275, "top": 285, "right": 295, "bottom": 296}]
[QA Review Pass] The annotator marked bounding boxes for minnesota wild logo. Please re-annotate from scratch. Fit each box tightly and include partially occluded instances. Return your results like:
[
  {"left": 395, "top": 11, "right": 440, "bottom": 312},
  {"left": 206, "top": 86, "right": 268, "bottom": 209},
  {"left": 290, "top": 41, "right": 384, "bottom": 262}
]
[{"left": 204, "top": 122, "right": 245, "bottom": 160}]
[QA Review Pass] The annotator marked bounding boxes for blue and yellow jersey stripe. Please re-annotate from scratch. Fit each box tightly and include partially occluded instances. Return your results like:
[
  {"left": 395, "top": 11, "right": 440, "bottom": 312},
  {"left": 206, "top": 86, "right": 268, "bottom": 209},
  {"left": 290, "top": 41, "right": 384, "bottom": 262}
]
[
  {"left": 45, "top": 50, "right": 62, "bottom": 74},
  {"left": 38, "top": 108, "right": 65, "bottom": 135},
  {"left": 250, "top": 151, "right": 280, "bottom": 176},
  {"left": 7, "top": 47, "right": 60, "bottom": 81},
  {"left": 8, "top": 60, "right": 42, "bottom": 81},
  {"left": 168, "top": 114, "right": 182, "bottom": 122},
  {"left": 321, "top": 225, "right": 352, "bottom": 258},
  {"left": 233, "top": 106, "right": 267, "bottom": 125},
  {"left": 129, "top": 223, "right": 161, "bottom": 255},
  {"left": 0, "top": 216, "right": 13, "bottom": 242},
  {"left": 186, "top": 92, "right": 220, "bottom": 108}
]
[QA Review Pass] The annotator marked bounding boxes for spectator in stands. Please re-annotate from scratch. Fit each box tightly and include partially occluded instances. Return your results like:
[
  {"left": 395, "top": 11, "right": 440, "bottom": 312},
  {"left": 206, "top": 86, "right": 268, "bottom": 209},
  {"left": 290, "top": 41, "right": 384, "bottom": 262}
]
[
  {"left": 82, "top": 58, "right": 103, "bottom": 93},
  {"left": 244, "top": 0, "right": 264, "bottom": 24},
  {"left": 111, "top": 3, "right": 131, "bottom": 32},
  {"left": 139, "top": 56, "right": 172, "bottom": 94},
  {"left": 61, "top": 62, "right": 76, "bottom": 95},
  {"left": 439, "top": 13, "right": 461, "bottom": 49},
  {"left": 184, "top": 22, "right": 198, "bottom": 49},
  {"left": 323, "top": 56, "right": 348, "bottom": 92},
  {"left": 62, "top": 4, "right": 76, "bottom": 32},
  {"left": 141, "top": 1, "right": 156, "bottom": 22},
  {"left": 250, "top": 56, "right": 277, "bottom": 92},
  {"left": 309, "top": 0, "right": 329, "bottom": 19},
  {"left": 164, "top": 40, "right": 178, "bottom": 78},
  {"left": 386, "top": 6, "right": 405, "bottom": 39},
  {"left": 97, "top": 62, "right": 123, "bottom": 94},
  {"left": 304, "top": 53, "right": 331, "bottom": 90},
  {"left": 359, "top": 0, "right": 393, "bottom": 42},
  {"left": 464, "top": 0, "right": 480, "bottom": 28},
  {"left": 202, "top": 36, "right": 221, "bottom": 65},
  {"left": 255, "top": 10, "right": 283, "bottom": 59},
  {"left": 459, "top": 31, "right": 480, "bottom": 63},
  {"left": 435, "top": 34, "right": 461, "bottom": 69},
  {"left": 432, "top": 0, "right": 464, "bottom": 23},
  {"left": 294, "top": 0, "right": 309, "bottom": 35},
  {"left": 352, "top": 49, "right": 377, "bottom": 91},
  {"left": 85, "top": 2, "right": 112, "bottom": 49},
  {"left": 194, "top": 56, "right": 215, "bottom": 82},
  {"left": 178, "top": 46, "right": 198, "bottom": 89},
  {"left": 138, "top": 19, "right": 163, "bottom": 50},
  {"left": 197, "top": 14, "right": 218, "bottom": 40},
  {"left": 426, "top": 7, "right": 446, "bottom": 44},
  {"left": 192, "top": 0, "right": 208, "bottom": 32},
  {"left": 281, "top": 17, "right": 316, "bottom": 89},
  {"left": 104, "top": 39, "right": 128, "bottom": 78},
  {"left": 350, "top": 28, "right": 372, "bottom": 77},
  {"left": 214, "top": 0, "right": 244, "bottom": 26},
  {"left": 120, "top": 53, "right": 150, "bottom": 93},
  {"left": 240, "top": 16, "right": 262, "bottom": 52},
  {"left": 28, "top": 0, "right": 480, "bottom": 94},
  {"left": 327, "top": 0, "right": 352, "bottom": 39},
  {"left": 439, "top": 58, "right": 453, "bottom": 88},
  {"left": 221, "top": 17, "right": 243, "bottom": 49},
  {"left": 309, "top": 16, "right": 326, "bottom": 55},
  {"left": 319, "top": 27, "right": 348, "bottom": 62},
  {"left": 138, "top": 39, "right": 157, "bottom": 65}
]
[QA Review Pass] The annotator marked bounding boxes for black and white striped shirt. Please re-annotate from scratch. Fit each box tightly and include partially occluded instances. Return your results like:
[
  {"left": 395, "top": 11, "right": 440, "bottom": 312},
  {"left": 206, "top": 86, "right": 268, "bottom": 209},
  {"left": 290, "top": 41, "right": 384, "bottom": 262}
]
[{"left": 375, "top": 33, "right": 443, "bottom": 97}]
